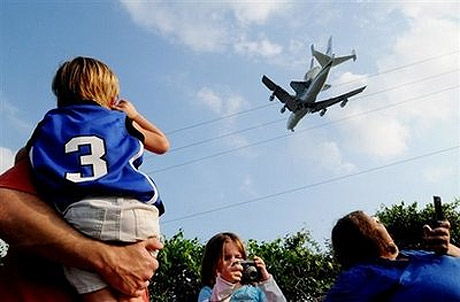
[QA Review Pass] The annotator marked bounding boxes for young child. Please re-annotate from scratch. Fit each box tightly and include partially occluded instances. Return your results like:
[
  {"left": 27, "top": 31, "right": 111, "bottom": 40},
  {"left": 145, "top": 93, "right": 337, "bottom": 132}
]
[
  {"left": 24, "top": 57, "right": 169, "bottom": 302},
  {"left": 198, "top": 232, "right": 286, "bottom": 302}
]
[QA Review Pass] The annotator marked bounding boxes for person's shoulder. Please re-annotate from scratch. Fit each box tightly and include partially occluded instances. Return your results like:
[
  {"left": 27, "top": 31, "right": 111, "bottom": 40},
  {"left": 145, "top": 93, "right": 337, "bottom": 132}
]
[
  {"left": 197, "top": 286, "right": 212, "bottom": 302},
  {"left": 325, "top": 262, "right": 402, "bottom": 302},
  {"left": 336, "top": 260, "right": 403, "bottom": 287}
]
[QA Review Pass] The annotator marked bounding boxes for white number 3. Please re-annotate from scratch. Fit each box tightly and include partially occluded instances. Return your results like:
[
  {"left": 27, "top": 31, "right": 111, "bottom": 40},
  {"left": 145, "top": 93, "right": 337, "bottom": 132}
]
[{"left": 65, "top": 136, "right": 108, "bottom": 183}]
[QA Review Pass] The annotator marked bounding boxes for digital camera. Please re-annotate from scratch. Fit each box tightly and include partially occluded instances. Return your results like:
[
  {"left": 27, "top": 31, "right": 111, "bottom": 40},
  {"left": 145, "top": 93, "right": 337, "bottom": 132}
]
[{"left": 239, "top": 260, "right": 262, "bottom": 284}]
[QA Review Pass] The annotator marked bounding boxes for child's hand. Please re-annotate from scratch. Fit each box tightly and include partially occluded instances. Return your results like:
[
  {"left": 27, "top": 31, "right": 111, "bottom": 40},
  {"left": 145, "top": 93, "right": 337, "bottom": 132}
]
[
  {"left": 253, "top": 256, "right": 270, "bottom": 281},
  {"left": 112, "top": 99, "right": 138, "bottom": 119}
]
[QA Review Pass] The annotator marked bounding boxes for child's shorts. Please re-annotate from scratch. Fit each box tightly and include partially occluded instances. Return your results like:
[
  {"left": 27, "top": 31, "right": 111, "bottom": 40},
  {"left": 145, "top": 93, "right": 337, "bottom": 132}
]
[{"left": 62, "top": 196, "right": 161, "bottom": 294}]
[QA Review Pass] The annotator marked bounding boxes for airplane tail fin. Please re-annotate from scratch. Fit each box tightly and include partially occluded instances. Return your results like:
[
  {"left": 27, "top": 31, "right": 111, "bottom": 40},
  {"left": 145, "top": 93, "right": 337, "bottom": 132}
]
[
  {"left": 311, "top": 45, "right": 332, "bottom": 68},
  {"left": 326, "top": 36, "right": 333, "bottom": 56}
]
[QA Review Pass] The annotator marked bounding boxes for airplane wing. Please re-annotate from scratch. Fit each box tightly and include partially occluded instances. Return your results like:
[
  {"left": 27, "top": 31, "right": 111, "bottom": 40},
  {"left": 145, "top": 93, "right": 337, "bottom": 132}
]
[
  {"left": 262, "top": 75, "right": 298, "bottom": 112},
  {"left": 311, "top": 86, "right": 366, "bottom": 113}
]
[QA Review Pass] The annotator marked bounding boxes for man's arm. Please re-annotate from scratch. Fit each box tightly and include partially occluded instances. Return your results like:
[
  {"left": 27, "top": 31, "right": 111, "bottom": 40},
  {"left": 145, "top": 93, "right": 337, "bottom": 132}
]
[{"left": 0, "top": 188, "right": 162, "bottom": 296}]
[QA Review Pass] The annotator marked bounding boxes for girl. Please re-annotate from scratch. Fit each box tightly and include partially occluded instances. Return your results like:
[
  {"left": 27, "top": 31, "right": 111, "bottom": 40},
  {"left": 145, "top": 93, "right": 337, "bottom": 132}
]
[{"left": 198, "top": 232, "right": 286, "bottom": 302}]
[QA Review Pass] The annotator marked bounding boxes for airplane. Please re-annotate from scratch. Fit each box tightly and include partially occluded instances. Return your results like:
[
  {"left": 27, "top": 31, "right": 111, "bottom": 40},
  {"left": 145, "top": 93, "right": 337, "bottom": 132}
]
[{"left": 262, "top": 36, "right": 366, "bottom": 131}]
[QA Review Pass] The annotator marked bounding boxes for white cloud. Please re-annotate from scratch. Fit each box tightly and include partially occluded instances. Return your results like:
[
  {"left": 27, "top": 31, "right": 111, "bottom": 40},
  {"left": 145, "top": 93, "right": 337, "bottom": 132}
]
[
  {"left": 196, "top": 87, "right": 223, "bottom": 114},
  {"left": 337, "top": 3, "right": 459, "bottom": 159},
  {"left": 316, "top": 141, "right": 357, "bottom": 175},
  {"left": 196, "top": 87, "right": 247, "bottom": 116},
  {"left": 239, "top": 174, "right": 259, "bottom": 197},
  {"left": 119, "top": 0, "right": 284, "bottom": 58},
  {"left": 229, "top": 1, "right": 284, "bottom": 25},
  {"left": 396, "top": 2, "right": 459, "bottom": 20},
  {"left": 0, "top": 93, "right": 32, "bottom": 133},
  {"left": 423, "top": 166, "right": 457, "bottom": 183},
  {"left": 346, "top": 113, "right": 410, "bottom": 158},
  {"left": 0, "top": 147, "right": 15, "bottom": 174},
  {"left": 195, "top": 87, "right": 250, "bottom": 150},
  {"left": 288, "top": 133, "right": 357, "bottom": 176},
  {"left": 234, "top": 34, "right": 283, "bottom": 59}
]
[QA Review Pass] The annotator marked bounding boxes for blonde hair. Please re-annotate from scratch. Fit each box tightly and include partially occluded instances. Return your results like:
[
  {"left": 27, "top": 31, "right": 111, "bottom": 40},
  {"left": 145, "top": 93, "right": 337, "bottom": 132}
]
[{"left": 52, "top": 56, "right": 119, "bottom": 108}]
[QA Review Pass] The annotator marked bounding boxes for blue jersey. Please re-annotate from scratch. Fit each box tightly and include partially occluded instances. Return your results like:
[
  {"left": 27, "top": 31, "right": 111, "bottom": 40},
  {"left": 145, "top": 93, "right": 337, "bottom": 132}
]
[{"left": 29, "top": 102, "right": 164, "bottom": 214}]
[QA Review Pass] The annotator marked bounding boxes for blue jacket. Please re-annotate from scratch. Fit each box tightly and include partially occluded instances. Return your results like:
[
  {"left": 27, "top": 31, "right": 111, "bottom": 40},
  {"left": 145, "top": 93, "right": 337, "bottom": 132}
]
[
  {"left": 198, "top": 285, "right": 266, "bottom": 302},
  {"left": 325, "top": 250, "right": 460, "bottom": 302}
]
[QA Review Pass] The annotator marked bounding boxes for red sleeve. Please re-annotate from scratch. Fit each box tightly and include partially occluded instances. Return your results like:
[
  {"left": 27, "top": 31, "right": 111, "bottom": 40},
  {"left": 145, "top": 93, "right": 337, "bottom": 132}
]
[{"left": 0, "top": 159, "right": 37, "bottom": 195}]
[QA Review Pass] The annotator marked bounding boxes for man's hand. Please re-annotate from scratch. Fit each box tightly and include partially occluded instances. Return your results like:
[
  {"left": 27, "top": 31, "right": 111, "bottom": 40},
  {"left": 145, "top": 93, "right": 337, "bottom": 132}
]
[
  {"left": 424, "top": 221, "right": 451, "bottom": 255},
  {"left": 95, "top": 237, "right": 163, "bottom": 296}
]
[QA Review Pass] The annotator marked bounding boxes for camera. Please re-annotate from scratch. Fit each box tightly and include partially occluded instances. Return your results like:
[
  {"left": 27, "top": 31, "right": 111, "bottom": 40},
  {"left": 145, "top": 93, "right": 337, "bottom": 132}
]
[
  {"left": 239, "top": 260, "right": 262, "bottom": 284},
  {"left": 433, "top": 195, "right": 444, "bottom": 223}
]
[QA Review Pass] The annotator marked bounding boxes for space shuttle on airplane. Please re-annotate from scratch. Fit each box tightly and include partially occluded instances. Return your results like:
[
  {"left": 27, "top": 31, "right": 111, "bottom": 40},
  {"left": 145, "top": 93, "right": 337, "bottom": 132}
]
[{"left": 262, "top": 36, "right": 365, "bottom": 131}]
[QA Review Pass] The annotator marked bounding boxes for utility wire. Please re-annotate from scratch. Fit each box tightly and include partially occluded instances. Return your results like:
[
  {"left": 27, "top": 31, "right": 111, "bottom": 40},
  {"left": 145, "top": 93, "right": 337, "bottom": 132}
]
[
  {"left": 145, "top": 80, "right": 458, "bottom": 174},
  {"left": 161, "top": 68, "right": 458, "bottom": 154},
  {"left": 148, "top": 84, "right": 458, "bottom": 174},
  {"left": 164, "top": 50, "right": 459, "bottom": 136},
  {"left": 163, "top": 145, "right": 459, "bottom": 224}
]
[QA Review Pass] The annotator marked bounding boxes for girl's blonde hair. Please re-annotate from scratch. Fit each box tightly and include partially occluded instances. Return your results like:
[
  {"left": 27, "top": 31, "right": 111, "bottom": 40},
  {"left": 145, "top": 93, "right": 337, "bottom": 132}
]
[
  {"left": 52, "top": 56, "right": 119, "bottom": 108},
  {"left": 200, "top": 232, "right": 247, "bottom": 287}
]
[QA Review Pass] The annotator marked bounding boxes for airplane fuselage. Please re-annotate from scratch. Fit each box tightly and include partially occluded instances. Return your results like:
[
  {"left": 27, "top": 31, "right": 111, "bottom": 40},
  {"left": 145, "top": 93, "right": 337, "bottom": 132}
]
[
  {"left": 298, "top": 61, "right": 332, "bottom": 105},
  {"left": 287, "top": 108, "right": 309, "bottom": 131},
  {"left": 287, "top": 61, "right": 333, "bottom": 131}
]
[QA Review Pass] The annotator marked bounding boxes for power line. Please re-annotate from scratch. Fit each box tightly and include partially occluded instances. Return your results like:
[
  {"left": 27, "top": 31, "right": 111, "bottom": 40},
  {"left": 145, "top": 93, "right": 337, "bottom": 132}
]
[
  {"left": 163, "top": 145, "right": 459, "bottom": 224},
  {"left": 163, "top": 50, "right": 459, "bottom": 136},
  {"left": 146, "top": 84, "right": 458, "bottom": 174},
  {"left": 160, "top": 68, "right": 458, "bottom": 154}
]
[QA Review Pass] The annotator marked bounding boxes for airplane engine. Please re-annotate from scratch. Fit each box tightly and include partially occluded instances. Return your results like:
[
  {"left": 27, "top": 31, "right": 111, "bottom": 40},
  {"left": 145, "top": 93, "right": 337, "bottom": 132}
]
[
  {"left": 269, "top": 93, "right": 275, "bottom": 102},
  {"left": 340, "top": 99, "right": 348, "bottom": 108},
  {"left": 280, "top": 106, "right": 286, "bottom": 114},
  {"left": 320, "top": 108, "right": 327, "bottom": 116}
]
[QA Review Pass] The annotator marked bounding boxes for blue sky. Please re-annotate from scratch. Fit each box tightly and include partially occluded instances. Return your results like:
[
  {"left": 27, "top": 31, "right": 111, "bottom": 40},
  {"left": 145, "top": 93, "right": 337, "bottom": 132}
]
[{"left": 1, "top": 1, "right": 459, "bottom": 246}]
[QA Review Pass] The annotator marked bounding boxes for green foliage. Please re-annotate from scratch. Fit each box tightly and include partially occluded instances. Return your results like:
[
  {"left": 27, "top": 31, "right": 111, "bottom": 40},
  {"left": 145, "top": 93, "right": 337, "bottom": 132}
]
[
  {"left": 0, "top": 239, "right": 8, "bottom": 267},
  {"left": 150, "top": 230, "right": 203, "bottom": 302},
  {"left": 247, "top": 229, "right": 340, "bottom": 301},
  {"left": 376, "top": 198, "right": 460, "bottom": 251},
  {"left": 147, "top": 199, "right": 459, "bottom": 301},
  {"left": 1, "top": 198, "right": 457, "bottom": 300},
  {"left": 148, "top": 228, "right": 340, "bottom": 302}
]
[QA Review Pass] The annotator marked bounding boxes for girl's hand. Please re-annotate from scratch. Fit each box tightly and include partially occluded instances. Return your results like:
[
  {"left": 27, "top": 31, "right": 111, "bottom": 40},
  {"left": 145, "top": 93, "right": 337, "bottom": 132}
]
[
  {"left": 112, "top": 99, "right": 138, "bottom": 119},
  {"left": 253, "top": 256, "right": 270, "bottom": 281}
]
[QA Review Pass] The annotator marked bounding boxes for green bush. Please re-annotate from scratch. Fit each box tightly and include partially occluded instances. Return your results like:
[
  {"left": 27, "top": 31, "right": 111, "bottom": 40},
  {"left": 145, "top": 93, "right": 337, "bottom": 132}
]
[
  {"left": 150, "top": 230, "right": 203, "bottom": 302},
  {"left": 0, "top": 198, "right": 458, "bottom": 300},
  {"left": 148, "top": 198, "right": 459, "bottom": 301},
  {"left": 376, "top": 198, "right": 460, "bottom": 250}
]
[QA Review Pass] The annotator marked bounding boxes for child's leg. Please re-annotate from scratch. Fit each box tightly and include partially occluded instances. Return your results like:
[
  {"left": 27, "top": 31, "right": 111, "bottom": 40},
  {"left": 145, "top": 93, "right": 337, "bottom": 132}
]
[{"left": 82, "top": 287, "right": 117, "bottom": 302}]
